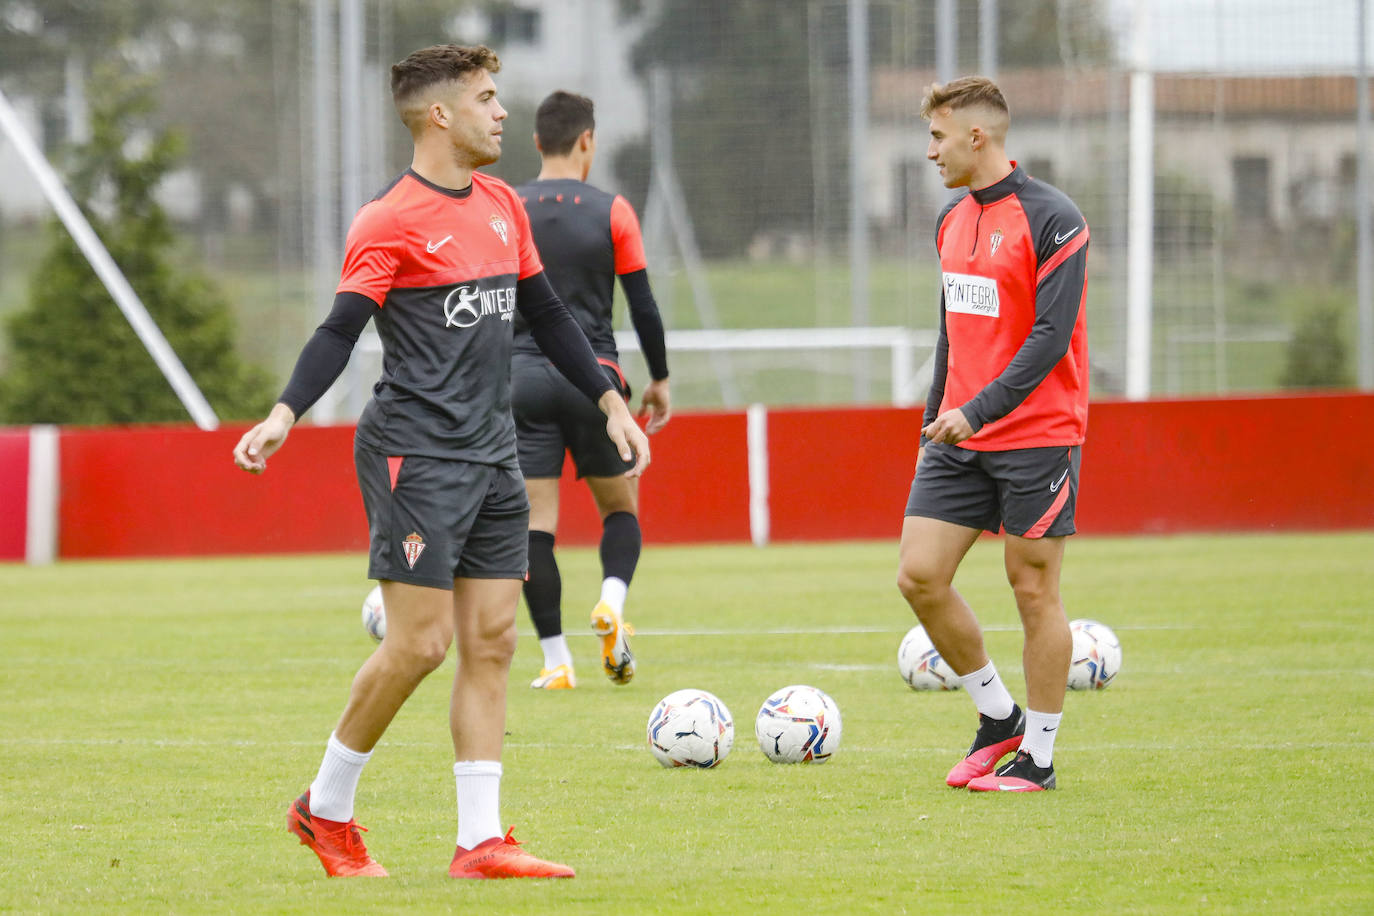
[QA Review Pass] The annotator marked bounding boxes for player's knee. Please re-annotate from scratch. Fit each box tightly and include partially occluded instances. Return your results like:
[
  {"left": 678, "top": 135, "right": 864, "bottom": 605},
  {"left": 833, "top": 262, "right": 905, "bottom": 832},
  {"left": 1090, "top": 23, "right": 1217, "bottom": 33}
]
[
  {"left": 1007, "top": 568, "right": 1058, "bottom": 615},
  {"left": 385, "top": 630, "right": 452, "bottom": 675},
  {"left": 897, "top": 562, "right": 945, "bottom": 607},
  {"left": 461, "top": 619, "right": 519, "bottom": 667}
]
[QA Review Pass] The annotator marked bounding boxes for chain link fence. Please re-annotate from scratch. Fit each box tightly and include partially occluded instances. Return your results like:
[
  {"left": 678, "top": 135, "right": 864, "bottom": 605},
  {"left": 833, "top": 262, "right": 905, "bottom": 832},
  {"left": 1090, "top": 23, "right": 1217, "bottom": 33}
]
[{"left": 0, "top": 0, "right": 1367, "bottom": 421}]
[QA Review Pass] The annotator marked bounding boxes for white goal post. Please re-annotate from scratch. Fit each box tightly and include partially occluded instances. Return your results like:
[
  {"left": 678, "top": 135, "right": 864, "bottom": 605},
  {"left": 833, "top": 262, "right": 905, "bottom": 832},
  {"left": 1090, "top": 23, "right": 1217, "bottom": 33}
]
[{"left": 613, "top": 327, "right": 938, "bottom": 408}]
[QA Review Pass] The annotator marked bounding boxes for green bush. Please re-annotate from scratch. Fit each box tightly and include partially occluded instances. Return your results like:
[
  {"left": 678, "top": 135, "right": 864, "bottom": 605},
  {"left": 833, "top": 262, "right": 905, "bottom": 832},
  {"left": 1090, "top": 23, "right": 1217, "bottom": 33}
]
[
  {"left": 1281, "top": 300, "right": 1353, "bottom": 390},
  {"left": 0, "top": 71, "right": 275, "bottom": 425}
]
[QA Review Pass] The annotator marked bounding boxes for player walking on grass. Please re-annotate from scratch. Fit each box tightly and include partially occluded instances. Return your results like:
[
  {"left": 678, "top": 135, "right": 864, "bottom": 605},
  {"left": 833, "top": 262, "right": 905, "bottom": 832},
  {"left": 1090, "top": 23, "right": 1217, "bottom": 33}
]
[
  {"left": 512, "top": 91, "right": 670, "bottom": 691},
  {"left": 232, "top": 44, "right": 649, "bottom": 878},
  {"left": 897, "top": 77, "right": 1089, "bottom": 792}
]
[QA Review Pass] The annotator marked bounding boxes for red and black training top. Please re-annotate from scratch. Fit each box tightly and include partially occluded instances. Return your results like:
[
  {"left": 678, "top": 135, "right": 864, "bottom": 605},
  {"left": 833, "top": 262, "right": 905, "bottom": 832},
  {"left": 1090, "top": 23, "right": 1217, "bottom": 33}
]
[
  {"left": 924, "top": 163, "right": 1090, "bottom": 451},
  {"left": 513, "top": 178, "right": 668, "bottom": 380}
]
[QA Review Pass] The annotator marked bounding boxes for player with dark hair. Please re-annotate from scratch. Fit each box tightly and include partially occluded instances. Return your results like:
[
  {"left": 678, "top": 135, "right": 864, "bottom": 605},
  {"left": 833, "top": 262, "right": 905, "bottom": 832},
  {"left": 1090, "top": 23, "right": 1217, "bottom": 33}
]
[
  {"left": 897, "top": 75, "right": 1089, "bottom": 792},
  {"left": 512, "top": 90, "right": 670, "bottom": 690},
  {"left": 233, "top": 44, "right": 649, "bottom": 879}
]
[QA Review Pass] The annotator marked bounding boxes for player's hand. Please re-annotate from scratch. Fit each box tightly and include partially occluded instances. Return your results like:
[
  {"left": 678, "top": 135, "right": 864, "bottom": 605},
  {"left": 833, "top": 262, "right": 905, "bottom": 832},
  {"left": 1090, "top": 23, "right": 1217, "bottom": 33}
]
[
  {"left": 920, "top": 407, "right": 974, "bottom": 445},
  {"left": 638, "top": 378, "right": 671, "bottom": 434},
  {"left": 600, "top": 390, "right": 650, "bottom": 477},
  {"left": 232, "top": 403, "right": 297, "bottom": 474}
]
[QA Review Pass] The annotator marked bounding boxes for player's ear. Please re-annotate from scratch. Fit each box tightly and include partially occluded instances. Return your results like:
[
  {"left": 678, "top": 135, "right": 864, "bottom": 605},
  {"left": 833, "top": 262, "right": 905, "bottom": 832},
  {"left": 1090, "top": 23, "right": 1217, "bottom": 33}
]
[
  {"left": 580, "top": 128, "right": 594, "bottom": 151},
  {"left": 428, "top": 102, "right": 449, "bottom": 129},
  {"left": 969, "top": 125, "right": 984, "bottom": 151},
  {"left": 533, "top": 131, "right": 544, "bottom": 153}
]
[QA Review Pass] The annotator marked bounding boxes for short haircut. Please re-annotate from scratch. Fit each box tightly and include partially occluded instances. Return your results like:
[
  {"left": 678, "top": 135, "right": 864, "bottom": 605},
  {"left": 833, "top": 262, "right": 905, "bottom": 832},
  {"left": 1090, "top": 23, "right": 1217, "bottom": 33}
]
[
  {"left": 390, "top": 44, "right": 501, "bottom": 131},
  {"left": 534, "top": 91, "right": 595, "bottom": 156},
  {"left": 920, "top": 76, "right": 1009, "bottom": 121}
]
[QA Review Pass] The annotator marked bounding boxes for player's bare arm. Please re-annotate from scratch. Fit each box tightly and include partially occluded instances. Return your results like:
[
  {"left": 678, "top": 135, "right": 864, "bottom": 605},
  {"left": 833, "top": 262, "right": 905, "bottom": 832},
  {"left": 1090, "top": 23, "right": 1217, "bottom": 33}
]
[
  {"left": 638, "top": 378, "right": 671, "bottom": 434},
  {"left": 600, "top": 390, "right": 650, "bottom": 476},
  {"left": 232, "top": 402, "right": 297, "bottom": 473}
]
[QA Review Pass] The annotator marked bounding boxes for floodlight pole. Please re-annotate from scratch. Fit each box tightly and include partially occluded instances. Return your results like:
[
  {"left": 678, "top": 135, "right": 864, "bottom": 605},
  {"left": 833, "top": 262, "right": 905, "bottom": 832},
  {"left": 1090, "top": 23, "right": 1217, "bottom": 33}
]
[
  {"left": 1357, "top": 0, "right": 1373, "bottom": 390},
  {"left": 1125, "top": 0, "right": 1155, "bottom": 400},
  {"left": 0, "top": 88, "right": 220, "bottom": 430},
  {"left": 848, "top": 0, "right": 871, "bottom": 400}
]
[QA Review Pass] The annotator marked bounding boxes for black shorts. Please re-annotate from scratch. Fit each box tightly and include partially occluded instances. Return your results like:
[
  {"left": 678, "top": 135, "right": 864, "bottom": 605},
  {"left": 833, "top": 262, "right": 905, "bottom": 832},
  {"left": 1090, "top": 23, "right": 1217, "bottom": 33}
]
[
  {"left": 905, "top": 442, "right": 1081, "bottom": 538},
  {"left": 355, "top": 444, "right": 529, "bottom": 588},
  {"left": 511, "top": 354, "right": 632, "bottom": 479}
]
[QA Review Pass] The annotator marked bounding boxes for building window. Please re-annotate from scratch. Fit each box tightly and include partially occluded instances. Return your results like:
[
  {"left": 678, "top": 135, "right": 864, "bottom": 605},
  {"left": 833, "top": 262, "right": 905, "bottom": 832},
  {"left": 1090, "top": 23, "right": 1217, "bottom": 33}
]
[
  {"left": 489, "top": 6, "right": 540, "bottom": 46},
  {"left": 1232, "top": 156, "right": 1270, "bottom": 224}
]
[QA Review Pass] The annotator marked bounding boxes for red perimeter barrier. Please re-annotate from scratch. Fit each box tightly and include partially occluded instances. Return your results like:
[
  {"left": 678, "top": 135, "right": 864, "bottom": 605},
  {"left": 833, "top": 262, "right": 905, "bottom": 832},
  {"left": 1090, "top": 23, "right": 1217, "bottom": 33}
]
[
  {"left": 1078, "top": 393, "right": 1374, "bottom": 534},
  {"left": 43, "top": 393, "right": 1374, "bottom": 559},
  {"left": 58, "top": 423, "right": 365, "bottom": 558},
  {"left": 0, "top": 429, "right": 29, "bottom": 560}
]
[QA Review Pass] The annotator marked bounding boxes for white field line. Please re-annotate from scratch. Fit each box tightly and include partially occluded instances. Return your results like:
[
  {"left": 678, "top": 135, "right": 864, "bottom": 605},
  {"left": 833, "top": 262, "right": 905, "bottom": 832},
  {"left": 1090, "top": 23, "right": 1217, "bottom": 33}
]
[
  {"left": 5, "top": 737, "right": 1372, "bottom": 755},
  {"left": 549, "top": 624, "right": 1204, "bottom": 637}
]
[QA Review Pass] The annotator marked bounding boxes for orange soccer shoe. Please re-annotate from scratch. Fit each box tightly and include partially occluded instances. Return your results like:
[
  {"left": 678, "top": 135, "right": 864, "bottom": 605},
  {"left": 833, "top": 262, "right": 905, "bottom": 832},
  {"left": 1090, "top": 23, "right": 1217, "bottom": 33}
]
[
  {"left": 591, "top": 601, "right": 635, "bottom": 685},
  {"left": 448, "top": 828, "right": 576, "bottom": 879},
  {"left": 286, "top": 791, "right": 388, "bottom": 877}
]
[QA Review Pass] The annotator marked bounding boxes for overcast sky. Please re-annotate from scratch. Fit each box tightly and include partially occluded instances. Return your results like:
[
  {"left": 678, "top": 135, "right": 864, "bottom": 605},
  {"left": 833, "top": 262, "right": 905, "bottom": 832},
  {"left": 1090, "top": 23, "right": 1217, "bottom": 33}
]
[{"left": 1107, "top": 0, "right": 1368, "bottom": 73}]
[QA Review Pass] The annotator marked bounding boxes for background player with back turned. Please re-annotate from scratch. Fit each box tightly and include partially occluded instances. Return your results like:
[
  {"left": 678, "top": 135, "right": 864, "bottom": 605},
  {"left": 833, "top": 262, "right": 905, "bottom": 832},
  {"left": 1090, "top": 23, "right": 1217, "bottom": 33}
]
[
  {"left": 232, "top": 45, "right": 649, "bottom": 879},
  {"left": 512, "top": 90, "right": 671, "bottom": 690},
  {"left": 896, "top": 76, "right": 1090, "bottom": 792}
]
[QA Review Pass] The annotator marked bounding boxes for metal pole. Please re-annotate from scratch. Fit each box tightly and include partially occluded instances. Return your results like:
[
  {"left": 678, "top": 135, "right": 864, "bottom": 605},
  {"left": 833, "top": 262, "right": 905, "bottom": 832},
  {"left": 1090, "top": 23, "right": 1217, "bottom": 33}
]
[
  {"left": 979, "top": 0, "right": 998, "bottom": 80},
  {"left": 0, "top": 88, "right": 219, "bottom": 430},
  {"left": 1358, "top": 0, "right": 1373, "bottom": 389},
  {"left": 310, "top": 0, "right": 339, "bottom": 422},
  {"left": 848, "top": 0, "right": 870, "bottom": 400},
  {"left": 936, "top": 0, "right": 957, "bottom": 83},
  {"left": 1125, "top": 0, "right": 1154, "bottom": 400}
]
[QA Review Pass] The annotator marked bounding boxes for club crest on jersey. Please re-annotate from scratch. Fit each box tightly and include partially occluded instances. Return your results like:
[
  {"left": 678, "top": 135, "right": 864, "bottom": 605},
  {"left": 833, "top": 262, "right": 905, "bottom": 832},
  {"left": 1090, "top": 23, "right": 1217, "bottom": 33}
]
[
  {"left": 989, "top": 228, "right": 1004, "bottom": 256},
  {"left": 489, "top": 214, "right": 508, "bottom": 245},
  {"left": 401, "top": 532, "right": 426, "bottom": 569}
]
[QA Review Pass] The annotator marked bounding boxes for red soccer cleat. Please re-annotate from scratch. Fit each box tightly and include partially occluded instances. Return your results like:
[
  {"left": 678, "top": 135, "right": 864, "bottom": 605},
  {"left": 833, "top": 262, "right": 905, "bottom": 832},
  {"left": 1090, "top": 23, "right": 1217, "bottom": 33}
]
[
  {"left": 286, "top": 791, "right": 388, "bottom": 877},
  {"left": 967, "top": 750, "right": 1057, "bottom": 792},
  {"left": 946, "top": 705, "right": 1025, "bottom": 787},
  {"left": 448, "top": 828, "right": 576, "bottom": 879}
]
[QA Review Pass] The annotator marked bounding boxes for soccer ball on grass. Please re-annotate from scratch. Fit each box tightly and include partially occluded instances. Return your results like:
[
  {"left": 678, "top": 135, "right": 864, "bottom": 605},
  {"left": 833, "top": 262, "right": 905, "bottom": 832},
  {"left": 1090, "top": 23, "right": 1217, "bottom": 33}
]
[
  {"left": 1067, "top": 618, "right": 1122, "bottom": 689},
  {"left": 897, "top": 624, "right": 962, "bottom": 690},
  {"left": 754, "top": 685, "right": 842, "bottom": 764},
  {"left": 646, "top": 689, "right": 734, "bottom": 768}
]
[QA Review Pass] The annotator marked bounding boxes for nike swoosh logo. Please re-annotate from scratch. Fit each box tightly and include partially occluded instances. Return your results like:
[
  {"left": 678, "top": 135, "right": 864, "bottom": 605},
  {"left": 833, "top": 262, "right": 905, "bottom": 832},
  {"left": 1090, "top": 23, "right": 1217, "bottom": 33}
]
[
  {"left": 1041, "top": 726, "right": 1057, "bottom": 732},
  {"left": 426, "top": 235, "right": 453, "bottom": 253},
  {"left": 1049, "top": 468, "right": 1069, "bottom": 492},
  {"left": 980, "top": 676, "right": 994, "bottom": 687},
  {"left": 1054, "top": 226, "right": 1080, "bottom": 245}
]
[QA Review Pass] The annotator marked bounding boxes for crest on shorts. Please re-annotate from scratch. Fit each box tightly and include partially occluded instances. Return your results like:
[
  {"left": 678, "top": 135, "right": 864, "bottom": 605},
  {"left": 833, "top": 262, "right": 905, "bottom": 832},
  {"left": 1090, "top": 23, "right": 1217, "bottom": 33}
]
[
  {"left": 989, "top": 228, "right": 1004, "bottom": 256},
  {"left": 402, "top": 532, "right": 426, "bottom": 569},
  {"left": 489, "top": 214, "right": 508, "bottom": 245}
]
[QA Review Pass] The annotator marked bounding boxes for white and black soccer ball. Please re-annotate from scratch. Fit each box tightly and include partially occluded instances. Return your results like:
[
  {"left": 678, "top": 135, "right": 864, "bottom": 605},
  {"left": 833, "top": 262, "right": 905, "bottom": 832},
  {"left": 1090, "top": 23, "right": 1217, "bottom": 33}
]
[
  {"left": 754, "top": 685, "right": 842, "bottom": 764},
  {"left": 361, "top": 585, "right": 386, "bottom": 642},
  {"left": 897, "top": 624, "right": 962, "bottom": 691},
  {"left": 1067, "top": 618, "right": 1122, "bottom": 690},
  {"left": 646, "top": 689, "right": 734, "bottom": 768}
]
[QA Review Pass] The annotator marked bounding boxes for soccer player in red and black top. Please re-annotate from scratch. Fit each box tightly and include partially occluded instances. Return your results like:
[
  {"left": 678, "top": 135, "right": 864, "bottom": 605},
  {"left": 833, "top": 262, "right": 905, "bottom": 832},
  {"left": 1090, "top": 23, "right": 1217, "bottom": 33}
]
[
  {"left": 233, "top": 45, "right": 649, "bottom": 879},
  {"left": 511, "top": 91, "right": 670, "bottom": 691},
  {"left": 897, "top": 77, "right": 1090, "bottom": 792}
]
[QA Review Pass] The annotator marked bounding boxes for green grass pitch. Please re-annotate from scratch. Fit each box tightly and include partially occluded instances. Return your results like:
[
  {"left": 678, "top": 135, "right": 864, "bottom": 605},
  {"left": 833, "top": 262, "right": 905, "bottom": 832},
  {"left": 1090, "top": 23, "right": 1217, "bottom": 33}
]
[{"left": 3, "top": 532, "right": 1372, "bottom": 913}]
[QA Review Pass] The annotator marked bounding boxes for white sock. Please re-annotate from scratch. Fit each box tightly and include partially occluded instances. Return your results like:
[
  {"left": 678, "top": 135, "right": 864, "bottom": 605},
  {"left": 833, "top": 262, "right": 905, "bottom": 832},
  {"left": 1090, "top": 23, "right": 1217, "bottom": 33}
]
[
  {"left": 454, "top": 760, "right": 503, "bottom": 850},
  {"left": 599, "top": 577, "right": 628, "bottom": 617},
  {"left": 539, "top": 634, "right": 573, "bottom": 670},
  {"left": 308, "top": 732, "right": 372, "bottom": 822},
  {"left": 959, "top": 661, "right": 1016, "bottom": 721},
  {"left": 1020, "top": 710, "right": 1062, "bottom": 767}
]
